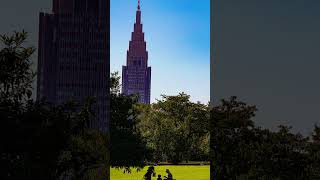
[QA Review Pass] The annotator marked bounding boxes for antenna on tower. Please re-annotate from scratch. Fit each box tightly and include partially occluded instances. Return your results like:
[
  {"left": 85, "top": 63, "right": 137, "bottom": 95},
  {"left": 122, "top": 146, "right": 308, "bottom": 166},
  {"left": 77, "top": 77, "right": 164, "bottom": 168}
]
[{"left": 138, "top": 0, "right": 141, "bottom": 10}]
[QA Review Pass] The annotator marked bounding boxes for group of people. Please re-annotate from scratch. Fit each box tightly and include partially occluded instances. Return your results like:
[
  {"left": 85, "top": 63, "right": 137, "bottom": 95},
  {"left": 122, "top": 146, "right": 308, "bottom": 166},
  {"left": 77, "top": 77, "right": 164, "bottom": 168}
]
[{"left": 143, "top": 166, "right": 173, "bottom": 180}]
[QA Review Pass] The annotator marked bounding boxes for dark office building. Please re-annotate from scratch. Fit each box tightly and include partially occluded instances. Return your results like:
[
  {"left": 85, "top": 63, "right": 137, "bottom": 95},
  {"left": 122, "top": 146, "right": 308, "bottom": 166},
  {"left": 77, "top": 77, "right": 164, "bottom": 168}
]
[
  {"left": 37, "top": 0, "right": 110, "bottom": 132},
  {"left": 122, "top": 0, "right": 151, "bottom": 104}
]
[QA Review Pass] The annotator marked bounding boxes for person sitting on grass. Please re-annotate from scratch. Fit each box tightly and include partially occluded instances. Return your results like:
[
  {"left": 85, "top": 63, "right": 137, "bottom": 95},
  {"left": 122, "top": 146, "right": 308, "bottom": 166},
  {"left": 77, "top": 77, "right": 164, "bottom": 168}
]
[
  {"left": 164, "top": 169, "right": 173, "bottom": 180},
  {"left": 157, "top": 174, "right": 162, "bottom": 180},
  {"left": 144, "top": 166, "right": 156, "bottom": 180}
]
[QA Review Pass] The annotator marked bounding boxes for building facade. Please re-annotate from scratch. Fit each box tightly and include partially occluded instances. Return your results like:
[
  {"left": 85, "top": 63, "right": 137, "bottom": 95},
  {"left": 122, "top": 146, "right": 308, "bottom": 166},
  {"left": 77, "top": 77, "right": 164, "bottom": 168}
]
[
  {"left": 122, "top": 1, "right": 151, "bottom": 104},
  {"left": 37, "top": 0, "right": 110, "bottom": 132}
]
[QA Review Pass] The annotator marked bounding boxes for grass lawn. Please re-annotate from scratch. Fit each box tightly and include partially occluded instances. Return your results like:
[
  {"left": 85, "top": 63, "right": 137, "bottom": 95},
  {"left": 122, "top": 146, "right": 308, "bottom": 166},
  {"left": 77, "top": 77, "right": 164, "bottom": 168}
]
[{"left": 111, "top": 165, "right": 210, "bottom": 180}]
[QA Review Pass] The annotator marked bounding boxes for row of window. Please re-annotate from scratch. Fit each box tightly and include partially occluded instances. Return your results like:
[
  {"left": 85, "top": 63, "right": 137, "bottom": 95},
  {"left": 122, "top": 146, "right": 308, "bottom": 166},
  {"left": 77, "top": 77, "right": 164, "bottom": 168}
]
[
  {"left": 57, "top": 83, "right": 103, "bottom": 89},
  {"left": 59, "top": 64, "right": 105, "bottom": 72},
  {"left": 127, "top": 84, "right": 145, "bottom": 89},
  {"left": 58, "top": 49, "right": 107, "bottom": 62},
  {"left": 126, "top": 72, "right": 146, "bottom": 76}
]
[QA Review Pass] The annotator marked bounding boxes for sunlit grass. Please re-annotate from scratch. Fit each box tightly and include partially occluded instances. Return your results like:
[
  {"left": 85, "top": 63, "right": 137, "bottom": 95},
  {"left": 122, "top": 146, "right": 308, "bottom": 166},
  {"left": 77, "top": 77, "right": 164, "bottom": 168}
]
[{"left": 111, "top": 165, "right": 210, "bottom": 180}]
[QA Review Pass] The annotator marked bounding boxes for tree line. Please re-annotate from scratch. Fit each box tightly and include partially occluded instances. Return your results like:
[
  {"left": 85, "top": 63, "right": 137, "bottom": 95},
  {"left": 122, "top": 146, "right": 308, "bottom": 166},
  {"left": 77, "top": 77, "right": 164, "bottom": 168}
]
[{"left": 210, "top": 96, "right": 320, "bottom": 179}]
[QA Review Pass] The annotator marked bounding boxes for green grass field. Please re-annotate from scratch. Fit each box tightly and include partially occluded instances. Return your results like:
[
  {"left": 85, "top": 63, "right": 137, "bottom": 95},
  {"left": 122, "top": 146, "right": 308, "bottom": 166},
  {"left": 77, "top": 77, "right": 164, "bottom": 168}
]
[{"left": 111, "top": 165, "right": 210, "bottom": 180}]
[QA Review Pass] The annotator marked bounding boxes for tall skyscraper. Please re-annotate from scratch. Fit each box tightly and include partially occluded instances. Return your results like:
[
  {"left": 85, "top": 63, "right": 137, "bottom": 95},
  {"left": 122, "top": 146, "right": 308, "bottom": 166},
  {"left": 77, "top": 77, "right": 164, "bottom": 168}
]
[
  {"left": 37, "top": 0, "right": 110, "bottom": 132},
  {"left": 122, "top": 0, "right": 151, "bottom": 104}
]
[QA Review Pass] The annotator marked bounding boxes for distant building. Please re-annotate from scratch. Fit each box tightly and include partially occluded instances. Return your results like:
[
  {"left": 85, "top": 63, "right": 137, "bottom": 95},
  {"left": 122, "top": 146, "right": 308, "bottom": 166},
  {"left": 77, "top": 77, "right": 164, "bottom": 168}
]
[
  {"left": 122, "top": 0, "right": 151, "bottom": 104},
  {"left": 37, "top": 0, "right": 110, "bottom": 132}
]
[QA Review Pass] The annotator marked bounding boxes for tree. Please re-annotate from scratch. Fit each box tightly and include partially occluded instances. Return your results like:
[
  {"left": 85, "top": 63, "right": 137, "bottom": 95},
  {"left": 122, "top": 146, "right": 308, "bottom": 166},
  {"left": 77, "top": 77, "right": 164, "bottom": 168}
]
[
  {"left": 1, "top": 31, "right": 110, "bottom": 180},
  {"left": 0, "top": 30, "right": 35, "bottom": 102},
  {"left": 210, "top": 96, "right": 257, "bottom": 179},
  {"left": 136, "top": 93, "right": 210, "bottom": 164},
  {"left": 311, "top": 124, "right": 320, "bottom": 144},
  {"left": 57, "top": 129, "right": 109, "bottom": 180},
  {"left": 210, "top": 96, "right": 311, "bottom": 180},
  {"left": 307, "top": 125, "right": 320, "bottom": 179},
  {"left": 110, "top": 72, "right": 150, "bottom": 172},
  {"left": 247, "top": 126, "right": 309, "bottom": 180}
]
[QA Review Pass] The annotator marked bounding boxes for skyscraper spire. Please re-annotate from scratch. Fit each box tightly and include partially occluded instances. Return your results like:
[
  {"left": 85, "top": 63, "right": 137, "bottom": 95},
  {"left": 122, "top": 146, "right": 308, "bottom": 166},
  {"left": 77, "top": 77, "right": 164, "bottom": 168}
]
[
  {"left": 136, "top": 0, "right": 141, "bottom": 24},
  {"left": 122, "top": 0, "right": 151, "bottom": 104}
]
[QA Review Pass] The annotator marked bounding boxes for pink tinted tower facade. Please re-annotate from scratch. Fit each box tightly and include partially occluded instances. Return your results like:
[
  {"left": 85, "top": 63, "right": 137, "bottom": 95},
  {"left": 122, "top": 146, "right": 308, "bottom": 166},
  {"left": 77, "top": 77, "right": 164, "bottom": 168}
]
[
  {"left": 37, "top": 0, "right": 110, "bottom": 132},
  {"left": 122, "top": 0, "right": 151, "bottom": 104}
]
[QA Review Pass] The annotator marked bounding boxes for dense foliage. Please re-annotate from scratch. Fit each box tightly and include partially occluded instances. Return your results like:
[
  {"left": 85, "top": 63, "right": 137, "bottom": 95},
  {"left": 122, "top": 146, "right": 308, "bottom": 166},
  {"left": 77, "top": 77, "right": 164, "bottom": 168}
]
[
  {"left": 0, "top": 31, "right": 35, "bottom": 102},
  {"left": 136, "top": 93, "right": 210, "bottom": 164},
  {"left": 210, "top": 96, "right": 320, "bottom": 180},
  {"left": 0, "top": 31, "right": 109, "bottom": 180}
]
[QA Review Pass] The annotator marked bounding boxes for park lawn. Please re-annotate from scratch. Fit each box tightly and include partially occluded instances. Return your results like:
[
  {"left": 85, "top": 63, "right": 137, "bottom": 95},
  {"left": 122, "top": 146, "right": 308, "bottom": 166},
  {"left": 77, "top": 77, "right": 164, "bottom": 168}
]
[{"left": 111, "top": 165, "right": 210, "bottom": 180}]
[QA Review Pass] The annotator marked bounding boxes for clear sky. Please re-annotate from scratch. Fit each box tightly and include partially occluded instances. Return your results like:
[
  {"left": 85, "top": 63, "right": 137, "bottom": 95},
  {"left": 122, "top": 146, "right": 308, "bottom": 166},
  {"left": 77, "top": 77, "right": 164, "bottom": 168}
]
[
  {"left": 213, "top": 0, "right": 320, "bottom": 135},
  {"left": 111, "top": 0, "right": 210, "bottom": 104}
]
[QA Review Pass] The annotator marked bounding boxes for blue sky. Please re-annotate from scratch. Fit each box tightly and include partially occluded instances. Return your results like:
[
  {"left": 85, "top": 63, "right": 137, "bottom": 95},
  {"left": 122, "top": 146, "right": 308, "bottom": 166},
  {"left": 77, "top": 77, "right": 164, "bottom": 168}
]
[{"left": 111, "top": 0, "right": 210, "bottom": 104}]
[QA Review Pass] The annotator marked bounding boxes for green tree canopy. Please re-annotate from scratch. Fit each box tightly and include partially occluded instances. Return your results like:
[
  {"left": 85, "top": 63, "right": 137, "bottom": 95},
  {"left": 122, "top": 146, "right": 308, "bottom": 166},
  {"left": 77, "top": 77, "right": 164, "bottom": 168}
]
[{"left": 136, "top": 93, "right": 210, "bottom": 164}]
